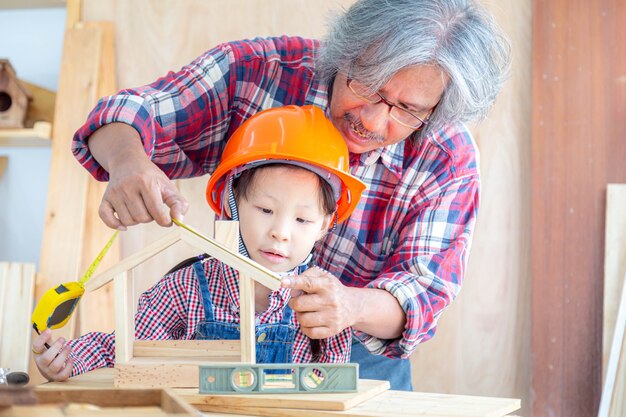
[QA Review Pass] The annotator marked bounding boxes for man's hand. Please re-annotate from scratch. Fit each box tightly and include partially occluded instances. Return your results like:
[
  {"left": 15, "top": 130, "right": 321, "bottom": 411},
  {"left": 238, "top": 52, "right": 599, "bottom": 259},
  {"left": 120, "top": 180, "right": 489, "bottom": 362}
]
[
  {"left": 88, "top": 123, "right": 189, "bottom": 230},
  {"left": 100, "top": 157, "right": 188, "bottom": 230},
  {"left": 281, "top": 267, "right": 359, "bottom": 339}
]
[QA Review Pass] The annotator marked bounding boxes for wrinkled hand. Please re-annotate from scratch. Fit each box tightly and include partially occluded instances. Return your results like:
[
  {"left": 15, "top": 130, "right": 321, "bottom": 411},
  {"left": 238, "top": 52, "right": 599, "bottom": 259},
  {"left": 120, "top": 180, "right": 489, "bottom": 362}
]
[
  {"left": 100, "top": 157, "right": 188, "bottom": 230},
  {"left": 281, "top": 267, "right": 358, "bottom": 339},
  {"left": 32, "top": 329, "right": 73, "bottom": 382}
]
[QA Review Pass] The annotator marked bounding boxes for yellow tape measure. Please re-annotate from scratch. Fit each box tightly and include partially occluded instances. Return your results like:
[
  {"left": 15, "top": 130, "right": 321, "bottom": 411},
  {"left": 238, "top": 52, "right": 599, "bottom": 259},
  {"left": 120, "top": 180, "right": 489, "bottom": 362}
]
[{"left": 32, "top": 231, "right": 119, "bottom": 333}]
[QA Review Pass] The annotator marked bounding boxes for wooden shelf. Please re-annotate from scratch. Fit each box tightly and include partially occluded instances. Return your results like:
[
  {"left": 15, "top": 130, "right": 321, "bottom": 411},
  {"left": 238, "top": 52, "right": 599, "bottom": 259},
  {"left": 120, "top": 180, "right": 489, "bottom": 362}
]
[
  {"left": 0, "top": 156, "right": 7, "bottom": 178},
  {"left": 0, "top": 0, "right": 65, "bottom": 9},
  {"left": 0, "top": 121, "right": 51, "bottom": 147}
]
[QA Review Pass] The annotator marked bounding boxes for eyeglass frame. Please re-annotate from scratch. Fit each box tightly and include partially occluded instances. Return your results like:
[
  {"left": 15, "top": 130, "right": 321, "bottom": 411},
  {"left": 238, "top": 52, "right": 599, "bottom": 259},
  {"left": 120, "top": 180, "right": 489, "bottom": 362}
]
[{"left": 345, "top": 72, "right": 433, "bottom": 130}]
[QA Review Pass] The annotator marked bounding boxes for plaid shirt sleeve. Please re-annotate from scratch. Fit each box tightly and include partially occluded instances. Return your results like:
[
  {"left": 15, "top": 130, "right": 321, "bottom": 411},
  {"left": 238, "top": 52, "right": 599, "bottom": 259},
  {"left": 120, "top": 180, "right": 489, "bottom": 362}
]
[
  {"left": 353, "top": 174, "right": 479, "bottom": 359},
  {"left": 71, "top": 36, "right": 320, "bottom": 181}
]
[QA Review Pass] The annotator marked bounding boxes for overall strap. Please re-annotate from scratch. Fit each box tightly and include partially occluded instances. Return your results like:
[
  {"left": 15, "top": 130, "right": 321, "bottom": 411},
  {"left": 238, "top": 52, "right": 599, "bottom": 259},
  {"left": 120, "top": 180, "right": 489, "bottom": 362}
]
[{"left": 193, "top": 261, "right": 215, "bottom": 322}]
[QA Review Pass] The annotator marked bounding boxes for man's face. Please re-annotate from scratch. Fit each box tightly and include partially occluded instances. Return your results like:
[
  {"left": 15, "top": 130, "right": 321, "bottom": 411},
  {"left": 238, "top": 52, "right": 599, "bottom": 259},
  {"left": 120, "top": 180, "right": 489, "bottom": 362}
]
[{"left": 329, "top": 64, "right": 448, "bottom": 154}]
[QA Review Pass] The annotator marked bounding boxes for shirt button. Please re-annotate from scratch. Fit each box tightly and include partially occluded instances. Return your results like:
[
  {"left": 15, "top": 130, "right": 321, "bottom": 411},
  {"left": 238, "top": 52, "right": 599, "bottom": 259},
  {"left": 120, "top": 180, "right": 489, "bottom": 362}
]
[{"left": 257, "top": 332, "right": 267, "bottom": 343}]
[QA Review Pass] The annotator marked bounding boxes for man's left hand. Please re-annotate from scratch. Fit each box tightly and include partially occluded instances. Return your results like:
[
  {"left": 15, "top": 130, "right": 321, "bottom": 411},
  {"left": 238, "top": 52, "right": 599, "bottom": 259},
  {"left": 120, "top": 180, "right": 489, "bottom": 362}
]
[{"left": 281, "top": 267, "right": 359, "bottom": 339}]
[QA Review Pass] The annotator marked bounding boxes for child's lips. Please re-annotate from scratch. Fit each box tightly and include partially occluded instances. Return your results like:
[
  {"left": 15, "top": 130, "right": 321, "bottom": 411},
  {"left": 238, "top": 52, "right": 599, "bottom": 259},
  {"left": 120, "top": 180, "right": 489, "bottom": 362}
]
[{"left": 260, "top": 250, "right": 287, "bottom": 264}]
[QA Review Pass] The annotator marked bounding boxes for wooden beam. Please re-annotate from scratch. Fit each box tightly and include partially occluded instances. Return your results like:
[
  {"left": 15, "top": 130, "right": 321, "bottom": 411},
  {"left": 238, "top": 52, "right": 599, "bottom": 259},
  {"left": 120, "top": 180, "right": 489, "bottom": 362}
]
[
  {"left": 133, "top": 340, "right": 240, "bottom": 358},
  {"left": 531, "top": 1, "right": 626, "bottom": 416},
  {"left": 86, "top": 229, "right": 182, "bottom": 292},
  {"left": 0, "top": 156, "right": 7, "bottom": 179},
  {"left": 0, "top": 263, "right": 36, "bottom": 372},
  {"left": 36, "top": 22, "right": 116, "bottom": 385},
  {"left": 114, "top": 272, "right": 132, "bottom": 364},
  {"left": 179, "top": 223, "right": 281, "bottom": 291},
  {"left": 598, "top": 273, "right": 626, "bottom": 417},
  {"left": 215, "top": 221, "right": 256, "bottom": 363}
]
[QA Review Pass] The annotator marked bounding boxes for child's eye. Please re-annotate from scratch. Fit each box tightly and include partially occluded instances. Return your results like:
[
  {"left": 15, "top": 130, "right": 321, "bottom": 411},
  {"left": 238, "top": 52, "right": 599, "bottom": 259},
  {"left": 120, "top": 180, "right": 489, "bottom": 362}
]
[
  {"left": 296, "top": 217, "right": 312, "bottom": 224},
  {"left": 258, "top": 207, "right": 272, "bottom": 214}
]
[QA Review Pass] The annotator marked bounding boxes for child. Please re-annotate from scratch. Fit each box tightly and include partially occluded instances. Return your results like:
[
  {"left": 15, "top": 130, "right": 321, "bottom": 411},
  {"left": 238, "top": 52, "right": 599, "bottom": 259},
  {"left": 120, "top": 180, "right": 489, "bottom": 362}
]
[{"left": 32, "top": 105, "right": 366, "bottom": 381}]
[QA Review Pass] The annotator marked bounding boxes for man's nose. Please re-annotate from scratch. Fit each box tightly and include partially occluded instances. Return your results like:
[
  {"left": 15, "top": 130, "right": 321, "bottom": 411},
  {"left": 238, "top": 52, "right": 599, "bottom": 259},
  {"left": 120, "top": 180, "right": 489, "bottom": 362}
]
[{"left": 359, "top": 102, "right": 388, "bottom": 136}]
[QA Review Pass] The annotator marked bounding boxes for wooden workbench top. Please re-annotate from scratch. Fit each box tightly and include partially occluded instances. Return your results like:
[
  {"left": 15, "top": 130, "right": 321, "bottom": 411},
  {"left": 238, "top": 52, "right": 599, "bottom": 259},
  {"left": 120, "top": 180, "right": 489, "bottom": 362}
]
[{"left": 39, "top": 368, "right": 521, "bottom": 417}]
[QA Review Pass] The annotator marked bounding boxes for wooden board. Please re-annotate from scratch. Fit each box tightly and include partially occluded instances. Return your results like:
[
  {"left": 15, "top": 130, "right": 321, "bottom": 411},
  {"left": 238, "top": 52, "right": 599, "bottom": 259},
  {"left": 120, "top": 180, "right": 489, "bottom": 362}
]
[
  {"left": 0, "top": 263, "right": 36, "bottom": 372},
  {"left": 603, "top": 184, "right": 626, "bottom": 391},
  {"left": 598, "top": 272, "right": 626, "bottom": 417},
  {"left": 195, "top": 390, "right": 520, "bottom": 417},
  {"left": 2, "top": 387, "right": 200, "bottom": 417},
  {"left": 40, "top": 368, "right": 519, "bottom": 417},
  {"left": 178, "top": 379, "right": 389, "bottom": 412}
]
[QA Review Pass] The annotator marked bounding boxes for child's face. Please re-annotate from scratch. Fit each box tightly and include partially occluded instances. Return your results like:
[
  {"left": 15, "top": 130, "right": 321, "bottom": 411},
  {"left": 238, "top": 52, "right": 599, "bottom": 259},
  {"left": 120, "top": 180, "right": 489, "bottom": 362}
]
[{"left": 237, "top": 166, "right": 332, "bottom": 273}]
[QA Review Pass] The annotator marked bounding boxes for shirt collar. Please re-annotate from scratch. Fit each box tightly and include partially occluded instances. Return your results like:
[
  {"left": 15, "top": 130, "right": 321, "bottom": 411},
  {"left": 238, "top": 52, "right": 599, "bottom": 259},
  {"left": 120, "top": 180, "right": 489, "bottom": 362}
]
[{"left": 351, "top": 139, "right": 407, "bottom": 180}]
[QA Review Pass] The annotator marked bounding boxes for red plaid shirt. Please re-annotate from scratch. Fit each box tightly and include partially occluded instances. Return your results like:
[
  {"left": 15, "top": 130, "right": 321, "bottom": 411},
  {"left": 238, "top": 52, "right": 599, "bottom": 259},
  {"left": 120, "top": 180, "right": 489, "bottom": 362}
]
[
  {"left": 70, "top": 259, "right": 352, "bottom": 376},
  {"left": 73, "top": 36, "right": 480, "bottom": 359}
]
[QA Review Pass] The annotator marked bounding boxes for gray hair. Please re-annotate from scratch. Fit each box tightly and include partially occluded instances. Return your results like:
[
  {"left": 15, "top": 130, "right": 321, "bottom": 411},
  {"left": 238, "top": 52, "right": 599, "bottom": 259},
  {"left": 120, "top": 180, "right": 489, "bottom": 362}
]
[{"left": 317, "top": 0, "right": 511, "bottom": 139}]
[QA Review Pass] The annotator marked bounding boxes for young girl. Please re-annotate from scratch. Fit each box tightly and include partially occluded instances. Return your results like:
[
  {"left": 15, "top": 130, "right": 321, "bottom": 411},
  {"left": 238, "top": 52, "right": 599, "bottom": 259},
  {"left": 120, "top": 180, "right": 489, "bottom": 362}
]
[{"left": 32, "top": 105, "right": 366, "bottom": 381}]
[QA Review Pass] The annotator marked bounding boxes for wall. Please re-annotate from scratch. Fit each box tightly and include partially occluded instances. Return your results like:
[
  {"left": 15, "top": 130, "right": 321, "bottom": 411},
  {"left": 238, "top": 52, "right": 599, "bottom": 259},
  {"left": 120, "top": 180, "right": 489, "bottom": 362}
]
[{"left": 0, "top": 7, "right": 65, "bottom": 266}]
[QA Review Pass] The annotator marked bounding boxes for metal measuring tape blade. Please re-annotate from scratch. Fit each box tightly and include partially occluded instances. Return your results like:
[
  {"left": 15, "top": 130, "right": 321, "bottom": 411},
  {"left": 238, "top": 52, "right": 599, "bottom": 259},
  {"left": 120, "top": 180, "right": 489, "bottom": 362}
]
[{"left": 199, "top": 363, "right": 358, "bottom": 394}]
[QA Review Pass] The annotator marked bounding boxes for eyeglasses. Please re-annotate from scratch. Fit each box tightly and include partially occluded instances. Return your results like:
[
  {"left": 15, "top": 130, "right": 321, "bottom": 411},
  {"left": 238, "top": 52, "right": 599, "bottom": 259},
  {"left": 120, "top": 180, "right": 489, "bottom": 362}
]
[{"left": 346, "top": 75, "right": 431, "bottom": 130}]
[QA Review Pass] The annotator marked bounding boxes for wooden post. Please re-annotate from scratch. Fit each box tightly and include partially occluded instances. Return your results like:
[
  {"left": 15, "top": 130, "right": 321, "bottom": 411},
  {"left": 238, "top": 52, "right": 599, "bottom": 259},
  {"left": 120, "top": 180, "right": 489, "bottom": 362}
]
[
  {"left": 0, "top": 263, "right": 36, "bottom": 372},
  {"left": 215, "top": 221, "right": 256, "bottom": 363}
]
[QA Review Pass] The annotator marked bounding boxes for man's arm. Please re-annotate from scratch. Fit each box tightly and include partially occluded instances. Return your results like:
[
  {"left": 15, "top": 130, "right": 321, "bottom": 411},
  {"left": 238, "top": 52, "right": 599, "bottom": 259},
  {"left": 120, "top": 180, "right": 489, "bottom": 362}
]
[{"left": 87, "top": 122, "right": 188, "bottom": 230}]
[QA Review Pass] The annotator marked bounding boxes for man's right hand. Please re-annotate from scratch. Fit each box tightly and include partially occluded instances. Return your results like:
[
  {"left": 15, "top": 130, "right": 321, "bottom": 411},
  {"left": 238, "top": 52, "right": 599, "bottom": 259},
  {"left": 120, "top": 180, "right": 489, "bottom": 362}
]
[{"left": 88, "top": 123, "right": 189, "bottom": 230}]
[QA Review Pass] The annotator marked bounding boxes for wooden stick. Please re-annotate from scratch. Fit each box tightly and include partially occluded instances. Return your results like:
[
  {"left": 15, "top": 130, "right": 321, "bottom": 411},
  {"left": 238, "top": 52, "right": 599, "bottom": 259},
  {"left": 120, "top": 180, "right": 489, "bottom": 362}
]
[{"left": 599, "top": 272, "right": 626, "bottom": 417}]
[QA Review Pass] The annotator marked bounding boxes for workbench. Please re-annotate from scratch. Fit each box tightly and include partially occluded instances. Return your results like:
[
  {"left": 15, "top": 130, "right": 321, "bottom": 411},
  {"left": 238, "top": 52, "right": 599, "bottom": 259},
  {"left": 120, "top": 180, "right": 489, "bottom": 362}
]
[{"left": 35, "top": 368, "right": 521, "bottom": 417}]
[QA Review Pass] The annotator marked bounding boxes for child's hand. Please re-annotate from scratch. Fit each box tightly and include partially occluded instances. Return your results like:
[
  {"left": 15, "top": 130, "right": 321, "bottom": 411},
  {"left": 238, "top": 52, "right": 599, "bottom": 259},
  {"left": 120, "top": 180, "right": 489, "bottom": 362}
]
[{"left": 32, "top": 329, "right": 73, "bottom": 382}]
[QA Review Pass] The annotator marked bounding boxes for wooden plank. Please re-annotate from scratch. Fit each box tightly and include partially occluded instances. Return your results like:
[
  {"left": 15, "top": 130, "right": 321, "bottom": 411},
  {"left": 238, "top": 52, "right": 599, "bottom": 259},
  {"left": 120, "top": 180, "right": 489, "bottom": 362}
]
[
  {"left": 215, "top": 221, "right": 256, "bottom": 363},
  {"left": 0, "top": 263, "right": 36, "bottom": 372},
  {"left": 116, "top": 358, "right": 234, "bottom": 389},
  {"left": 77, "top": 21, "right": 119, "bottom": 336},
  {"left": 86, "top": 230, "right": 182, "bottom": 292},
  {"left": 0, "top": 156, "right": 7, "bottom": 178},
  {"left": 178, "top": 379, "right": 389, "bottom": 412},
  {"left": 114, "top": 272, "right": 132, "bottom": 364},
  {"left": 21, "top": 81, "right": 56, "bottom": 126},
  {"left": 196, "top": 390, "right": 520, "bottom": 417},
  {"left": 65, "top": 0, "right": 81, "bottom": 30},
  {"left": 133, "top": 340, "right": 240, "bottom": 358},
  {"left": 603, "top": 185, "right": 626, "bottom": 372},
  {"left": 531, "top": 1, "right": 626, "bottom": 416},
  {"left": 598, "top": 272, "right": 626, "bottom": 417},
  {"left": 36, "top": 22, "right": 108, "bottom": 354}
]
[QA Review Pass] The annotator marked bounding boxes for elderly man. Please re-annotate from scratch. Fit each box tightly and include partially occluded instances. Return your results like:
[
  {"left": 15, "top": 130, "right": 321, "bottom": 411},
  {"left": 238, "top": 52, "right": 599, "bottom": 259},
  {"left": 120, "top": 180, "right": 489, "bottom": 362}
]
[{"left": 72, "top": 0, "right": 510, "bottom": 390}]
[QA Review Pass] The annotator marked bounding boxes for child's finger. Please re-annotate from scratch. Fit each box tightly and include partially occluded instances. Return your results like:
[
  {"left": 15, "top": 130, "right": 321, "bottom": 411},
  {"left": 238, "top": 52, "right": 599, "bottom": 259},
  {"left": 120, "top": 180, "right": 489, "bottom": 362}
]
[
  {"left": 32, "top": 329, "right": 52, "bottom": 355},
  {"left": 46, "top": 343, "right": 71, "bottom": 375},
  {"left": 37, "top": 337, "right": 66, "bottom": 367},
  {"left": 54, "top": 356, "right": 73, "bottom": 381}
]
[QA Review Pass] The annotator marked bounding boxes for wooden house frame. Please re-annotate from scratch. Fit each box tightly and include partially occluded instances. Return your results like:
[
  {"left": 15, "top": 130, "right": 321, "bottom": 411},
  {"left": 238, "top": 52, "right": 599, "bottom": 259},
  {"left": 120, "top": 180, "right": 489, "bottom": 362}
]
[{"left": 85, "top": 220, "right": 281, "bottom": 388}]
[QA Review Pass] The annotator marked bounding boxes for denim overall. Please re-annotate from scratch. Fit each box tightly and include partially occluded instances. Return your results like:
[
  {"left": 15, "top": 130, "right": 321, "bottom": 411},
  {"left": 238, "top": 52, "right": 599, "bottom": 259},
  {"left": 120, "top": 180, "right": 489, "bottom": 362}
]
[{"left": 192, "top": 261, "right": 296, "bottom": 363}]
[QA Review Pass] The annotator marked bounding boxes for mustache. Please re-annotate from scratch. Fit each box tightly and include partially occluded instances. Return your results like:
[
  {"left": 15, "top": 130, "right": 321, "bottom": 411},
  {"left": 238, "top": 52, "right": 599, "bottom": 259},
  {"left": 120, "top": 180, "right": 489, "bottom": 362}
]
[{"left": 344, "top": 113, "right": 385, "bottom": 143}]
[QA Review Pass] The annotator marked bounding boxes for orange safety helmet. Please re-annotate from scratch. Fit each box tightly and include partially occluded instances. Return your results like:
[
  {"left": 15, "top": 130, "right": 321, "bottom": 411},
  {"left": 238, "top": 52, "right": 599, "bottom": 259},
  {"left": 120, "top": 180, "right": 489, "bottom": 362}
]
[{"left": 206, "top": 105, "right": 366, "bottom": 225}]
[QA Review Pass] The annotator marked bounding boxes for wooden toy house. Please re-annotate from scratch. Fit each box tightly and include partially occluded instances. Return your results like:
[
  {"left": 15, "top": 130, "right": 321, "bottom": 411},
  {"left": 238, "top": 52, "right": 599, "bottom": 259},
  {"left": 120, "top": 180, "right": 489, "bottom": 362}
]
[
  {"left": 86, "top": 221, "right": 281, "bottom": 388},
  {"left": 0, "top": 59, "right": 32, "bottom": 128}
]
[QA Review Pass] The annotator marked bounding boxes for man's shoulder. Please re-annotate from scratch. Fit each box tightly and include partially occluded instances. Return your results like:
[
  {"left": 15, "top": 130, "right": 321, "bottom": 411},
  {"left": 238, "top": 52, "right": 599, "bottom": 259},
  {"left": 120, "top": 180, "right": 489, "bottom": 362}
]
[
  {"left": 409, "top": 123, "right": 479, "bottom": 180},
  {"left": 226, "top": 36, "right": 319, "bottom": 62}
]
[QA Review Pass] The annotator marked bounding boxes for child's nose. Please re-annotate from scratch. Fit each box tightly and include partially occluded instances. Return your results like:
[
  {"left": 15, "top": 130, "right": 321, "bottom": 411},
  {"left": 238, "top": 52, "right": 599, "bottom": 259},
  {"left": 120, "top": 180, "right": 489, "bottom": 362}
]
[{"left": 270, "top": 220, "right": 290, "bottom": 241}]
